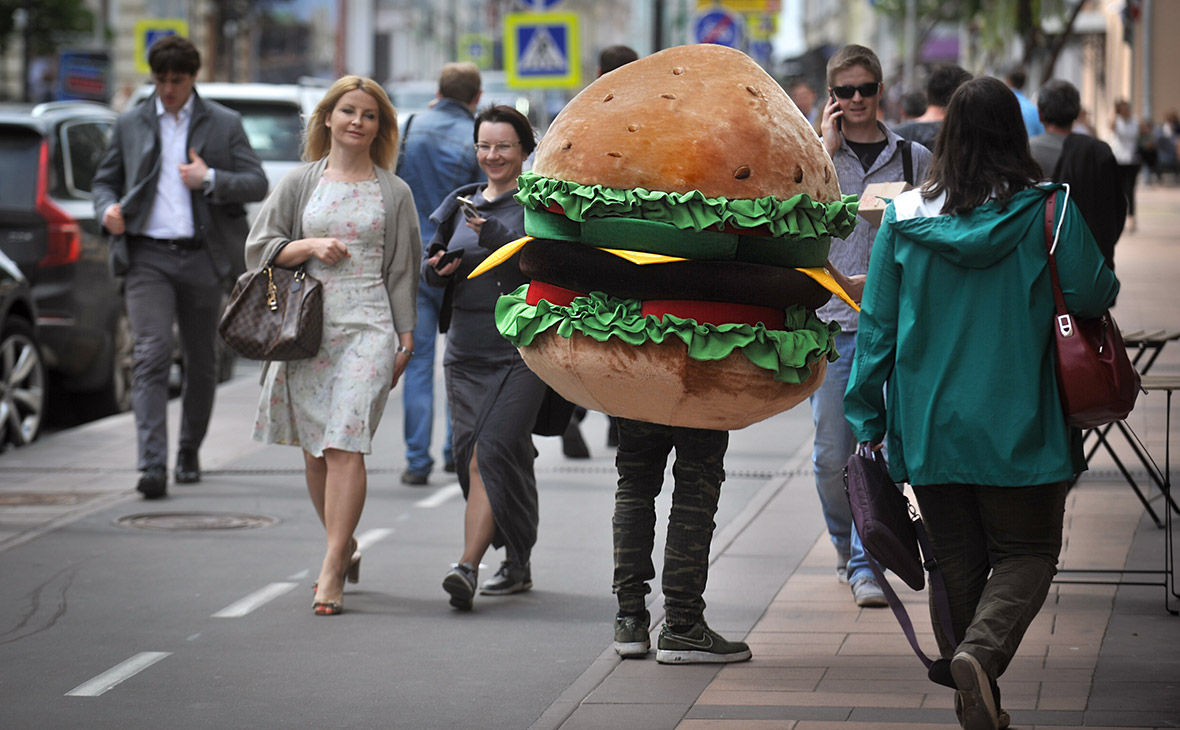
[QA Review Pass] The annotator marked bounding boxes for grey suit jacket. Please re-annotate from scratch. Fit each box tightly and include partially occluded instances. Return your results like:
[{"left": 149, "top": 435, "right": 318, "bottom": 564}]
[{"left": 92, "top": 91, "right": 268, "bottom": 280}]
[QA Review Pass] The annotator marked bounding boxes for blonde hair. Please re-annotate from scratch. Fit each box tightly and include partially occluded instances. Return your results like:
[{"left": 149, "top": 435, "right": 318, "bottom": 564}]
[{"left": 304, "top": 75, "right": 399, "bottom": 170}]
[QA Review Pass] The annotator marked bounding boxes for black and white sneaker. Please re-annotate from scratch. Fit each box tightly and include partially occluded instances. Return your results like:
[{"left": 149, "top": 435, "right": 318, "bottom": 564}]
[
  {"left": 655, "top": 621, "right": 752, "bottom": 664},
  {"left": 480, "top": 561, "right": 532, "bottom": 595},
  {"left": 443, "top": 563, "right": 477, "bottom": 610}
]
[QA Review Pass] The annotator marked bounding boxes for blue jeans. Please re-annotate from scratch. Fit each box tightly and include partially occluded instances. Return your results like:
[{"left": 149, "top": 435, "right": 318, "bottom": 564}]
[
  {"left": 402, "top": 282, "right": 453, "bottom": 475},
  {"left": 809, "top": 331, "right": 871, "bottom": 584}
]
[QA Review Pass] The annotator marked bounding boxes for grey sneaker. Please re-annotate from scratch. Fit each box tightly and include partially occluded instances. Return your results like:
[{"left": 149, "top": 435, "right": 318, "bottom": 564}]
[
  {"left": 951, "top": 652, "right": 1000, "bottom": 730},
  {"left": 956, "top": 691, "right": 1010, "bottom": 730},
  {"left": 655, "top": 622, "right": 752, "bottom": 664},
  {"left": 480, "top": 561, "right": 532, "bottom": 595},
  {"left": 613, "top": 611, "right": 651, "bottom": 657},
  {"left": 443, "top": 562, "right": 477, "bottom": 610},
  {"left": 851, "top": 577, "right": 888, "bottom": 607},
  {"left": 836, "top": 553, "right": 851, "bottom": 584}
]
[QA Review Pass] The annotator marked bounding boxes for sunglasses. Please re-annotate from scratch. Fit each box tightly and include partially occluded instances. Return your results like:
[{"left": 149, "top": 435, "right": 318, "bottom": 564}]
[{"left": 830, "top": 82, "right": 881, "bottom": 100}]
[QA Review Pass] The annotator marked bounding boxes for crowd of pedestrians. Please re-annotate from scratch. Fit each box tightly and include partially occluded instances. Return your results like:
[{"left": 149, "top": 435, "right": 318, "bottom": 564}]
[{"left": 93, "top": 34, "right": 1142, "bottom": 730}]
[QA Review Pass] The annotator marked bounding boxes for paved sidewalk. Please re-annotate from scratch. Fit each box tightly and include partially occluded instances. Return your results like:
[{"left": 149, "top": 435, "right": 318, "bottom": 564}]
[
  {"left": 535, "top": 185, "right": 1180, "bottom": 730},
  {"left": 1, "top": 187, "right": 1178, "bottom": 729}
]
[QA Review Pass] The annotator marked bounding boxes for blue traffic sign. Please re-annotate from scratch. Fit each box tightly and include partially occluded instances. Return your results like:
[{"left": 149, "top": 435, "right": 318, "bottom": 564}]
[
  {"left": 694, "top": 10, "right": 741, "bottom": 48},
  {"left": 505, "top": 13, "right": 581, "bottom": 89},
  {"left": 517, "top": 0, "right": 564, "bottom": 8}
]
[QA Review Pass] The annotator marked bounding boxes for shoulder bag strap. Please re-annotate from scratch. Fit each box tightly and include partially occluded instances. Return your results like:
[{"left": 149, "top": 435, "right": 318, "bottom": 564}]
[
  {"left": 865, "top": 516, "right": 958, "bottom": 672},
  {"left": 901, "top": 139, "right": 913, "bottom": 186},
  {"left": 1043, "top": 190, "right": 1075, "bottom": 338},
  {"left": 395, "top": 113, "right": 416, "bottom": 175}
]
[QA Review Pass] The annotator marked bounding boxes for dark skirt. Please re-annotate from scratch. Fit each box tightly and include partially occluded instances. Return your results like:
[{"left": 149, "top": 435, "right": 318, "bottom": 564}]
[{"left": 445, "top": 355, "right": 547, "bottom": 564}]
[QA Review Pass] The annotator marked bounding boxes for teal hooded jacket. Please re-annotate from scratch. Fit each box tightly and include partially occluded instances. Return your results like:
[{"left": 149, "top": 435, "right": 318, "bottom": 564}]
[{"left": 844, "top": 184, "right": 1118, "bottom": 486}]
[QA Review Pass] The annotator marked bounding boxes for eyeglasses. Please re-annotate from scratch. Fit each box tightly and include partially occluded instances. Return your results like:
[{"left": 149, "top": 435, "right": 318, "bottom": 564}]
[
  {"left": 474, "top": 142, "right": 521, "bottom": 155},
  {"left": 830, "top": 82, "right": 881, "bottom": 100}
]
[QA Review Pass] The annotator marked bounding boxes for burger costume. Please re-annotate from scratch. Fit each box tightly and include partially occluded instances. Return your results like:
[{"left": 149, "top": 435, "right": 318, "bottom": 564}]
[{"left": 471, "top": 44, "right": 860, "bottom": 431}]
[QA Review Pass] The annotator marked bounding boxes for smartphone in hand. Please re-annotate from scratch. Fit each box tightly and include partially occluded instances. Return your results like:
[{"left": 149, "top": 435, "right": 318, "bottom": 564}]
[
  {"left": 830, "top": 91, "right": 842, "bottom": 131},
  {"left": 456, "top": 195, "right": 480, "bottom": 220},
  {"left": 438, "top": 248, "right": 464, "bottom": 268}
]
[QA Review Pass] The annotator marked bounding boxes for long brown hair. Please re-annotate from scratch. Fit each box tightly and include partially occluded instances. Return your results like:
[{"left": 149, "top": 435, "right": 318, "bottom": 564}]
[
  {"left": 304, "top": 76, "right": 399, "bottom": 170},
  {"left": 922, "top": 76, "right": 1042, "bottom": 215}
]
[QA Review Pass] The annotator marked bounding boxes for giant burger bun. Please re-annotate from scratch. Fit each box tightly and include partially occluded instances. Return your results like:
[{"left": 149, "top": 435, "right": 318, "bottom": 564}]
[
  {"left": 534, "top": 44, "right": 840, "bottom": 203},
  {"left": 481, "top": 44, "right": 859, "bottom": 431}
]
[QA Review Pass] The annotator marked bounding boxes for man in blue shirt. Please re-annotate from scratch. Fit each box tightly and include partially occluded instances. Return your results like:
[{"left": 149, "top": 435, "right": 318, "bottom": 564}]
[
  {"left": 398, "top": 62, "right": 484, "bottom": 485},
  {"left": 1004, "top": 66, "right": 1044, "bottom": 139}
]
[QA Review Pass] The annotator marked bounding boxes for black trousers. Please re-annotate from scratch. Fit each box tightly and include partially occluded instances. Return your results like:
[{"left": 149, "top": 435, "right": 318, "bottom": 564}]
[
  {"left": 124, "top": 238, "right": 222, "bottom": 470},
  {"left": 612, "top": 418, "right": 728, "bottom": 627}
]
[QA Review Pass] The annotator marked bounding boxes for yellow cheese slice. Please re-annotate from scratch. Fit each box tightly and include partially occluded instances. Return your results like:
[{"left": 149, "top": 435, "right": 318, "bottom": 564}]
[
  {"left": 467, "top": 236, "right": 532, "bottom": 278},
  {"left": 796, "top": 267, "right": 860, "bottom": 311},
  {"left": 599, "top": 248, "right": 686, "bottom": 265},
  {"left": 468, "top": 240, "right": 859, "bottom": 312}
]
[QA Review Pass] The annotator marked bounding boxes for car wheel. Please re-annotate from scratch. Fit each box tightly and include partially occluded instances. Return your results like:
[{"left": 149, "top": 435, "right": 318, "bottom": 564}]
[{"left": 0, "top": 316, "right": 46, "bottom": 449}]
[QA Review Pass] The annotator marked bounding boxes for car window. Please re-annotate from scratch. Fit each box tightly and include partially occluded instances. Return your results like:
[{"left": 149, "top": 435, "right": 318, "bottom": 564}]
[
  {"left": 0, "top": 127, "right": 41, "bottom": 209},
  {"left": 61, "top": 120, "right": 112, "bottom": 196},
  {"left": 212, "top": 100, "right": 304, "bottom": 162}
]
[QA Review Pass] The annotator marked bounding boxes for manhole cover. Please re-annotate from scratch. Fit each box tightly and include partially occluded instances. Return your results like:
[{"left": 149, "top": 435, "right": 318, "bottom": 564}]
[
  {"left": 0, "top": 493, "right": 99, "bottom": 506},
  {"left": 117, "top": 512, "right": 279, "bottom": 530}
]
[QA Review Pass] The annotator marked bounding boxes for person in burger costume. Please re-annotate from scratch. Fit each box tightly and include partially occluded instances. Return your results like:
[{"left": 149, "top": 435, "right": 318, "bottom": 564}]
[
  {"left": 427, "top": 105, "right": 543, "bottom": 611},
  {"left": 844, "top": 75, "right": 1118, "bottom": 730},
  {"left": 470, "top": 45, "right": 860, "bottom": 661},
  {"left": 816, "top": 44, "right": 932, "bottom": 607}
]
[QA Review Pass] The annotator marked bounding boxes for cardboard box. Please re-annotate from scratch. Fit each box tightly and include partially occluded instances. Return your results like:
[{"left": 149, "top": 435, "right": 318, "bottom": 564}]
[{"left": 858, "top": 181, "right": 912, "bottom": 227}]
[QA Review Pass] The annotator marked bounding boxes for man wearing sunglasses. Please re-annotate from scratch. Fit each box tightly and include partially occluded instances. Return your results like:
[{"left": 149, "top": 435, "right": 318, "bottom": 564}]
[{"left": 811, "top": 44, "right": 934, "bottom": 608}]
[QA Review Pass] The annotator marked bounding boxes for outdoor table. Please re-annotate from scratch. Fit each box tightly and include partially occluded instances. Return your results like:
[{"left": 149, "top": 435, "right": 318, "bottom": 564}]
[
  {"left": 1057, "top": 373, "right": 1178, "bottom": 614},
  {"left": 1078, "top": 329, "right": 1180, "bottom": 527}
]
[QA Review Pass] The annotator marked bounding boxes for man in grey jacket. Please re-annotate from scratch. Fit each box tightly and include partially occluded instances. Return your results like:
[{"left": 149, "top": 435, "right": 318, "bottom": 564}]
[
  {"left": 92, "top": 35, "right": 267, "bottom": 498},
  {"left": 815, "top": 44, "right": 933, "bottom": 606}
]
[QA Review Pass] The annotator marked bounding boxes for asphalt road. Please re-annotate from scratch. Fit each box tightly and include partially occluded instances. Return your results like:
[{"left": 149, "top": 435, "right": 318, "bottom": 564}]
[{"left": 0, "top": 363, "right": 820, "bottom": 729}]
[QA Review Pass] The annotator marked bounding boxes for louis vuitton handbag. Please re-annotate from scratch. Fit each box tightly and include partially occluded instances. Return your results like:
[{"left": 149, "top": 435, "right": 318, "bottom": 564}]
[{"left": 218, "top": 246, "right": 323, "bottom": 361}]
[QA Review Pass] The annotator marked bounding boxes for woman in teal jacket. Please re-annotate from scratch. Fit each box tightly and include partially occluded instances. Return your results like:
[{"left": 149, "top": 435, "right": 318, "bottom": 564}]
[{"left": 844, "top": 77, "right": 1118, "bottom": 730}]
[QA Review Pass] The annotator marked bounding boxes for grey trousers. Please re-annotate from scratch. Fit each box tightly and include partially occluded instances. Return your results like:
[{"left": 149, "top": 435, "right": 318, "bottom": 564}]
[
  {"left": 124, "top": 239, "right": 223, "bottom": 470},
  {"left": 912, "top": 481, "right": 1069, "bottom": 680}
]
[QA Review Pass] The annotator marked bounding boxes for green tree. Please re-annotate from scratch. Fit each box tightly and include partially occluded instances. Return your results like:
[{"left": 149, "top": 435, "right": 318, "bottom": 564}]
[
  {"left": 873, "top": 0, "right": 1084, "bottom": 83},
  {"left": 0, "top": 0, "right": 94, "bottom": 56}
]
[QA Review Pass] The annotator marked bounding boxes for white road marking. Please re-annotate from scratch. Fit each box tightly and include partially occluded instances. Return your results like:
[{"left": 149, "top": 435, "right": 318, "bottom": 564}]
[
  {"left": 356, "top": 527, "right": 394, "bottom": 551},
  {"left": 286, "top": 569, "right": 310, "bottom": 581},
  {"left": 211, "top": 582, "right": 297, "bottom": 618},
  {"left": 66, "top": 652, "right": 172, "bottom": 697},
  {"left": 414, "top": 484, "right": 462, "bottom": 508}
]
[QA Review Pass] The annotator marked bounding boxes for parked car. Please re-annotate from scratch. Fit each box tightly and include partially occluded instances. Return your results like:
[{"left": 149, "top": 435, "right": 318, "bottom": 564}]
[
  {"left": 0, "top": 249, "right": 45, "bottom": 450},
  {"left": 0, "top": 100, "right": 129, "bottom": 416}
]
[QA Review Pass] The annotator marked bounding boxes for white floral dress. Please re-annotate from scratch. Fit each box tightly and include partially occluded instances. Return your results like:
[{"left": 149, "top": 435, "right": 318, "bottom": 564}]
[{"left": 253, "top": 179, "right": 395, "bottom": 456}]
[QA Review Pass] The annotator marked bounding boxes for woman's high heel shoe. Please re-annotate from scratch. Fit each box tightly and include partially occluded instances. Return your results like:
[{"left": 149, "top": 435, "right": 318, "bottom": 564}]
[{"left": 313, "top": 537, "right": 361, "bottom": 593}]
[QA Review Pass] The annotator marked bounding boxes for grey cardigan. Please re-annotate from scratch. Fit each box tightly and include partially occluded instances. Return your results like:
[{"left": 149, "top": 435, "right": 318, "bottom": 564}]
[{"left": 244, "top": 157, "right": 421, "bottom": 334}]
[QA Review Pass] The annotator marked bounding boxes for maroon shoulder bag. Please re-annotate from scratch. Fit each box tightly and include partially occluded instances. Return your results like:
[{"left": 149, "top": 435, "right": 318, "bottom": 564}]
[{"left": 1043, "top": 189, "right": 1140, "bottom": 429}]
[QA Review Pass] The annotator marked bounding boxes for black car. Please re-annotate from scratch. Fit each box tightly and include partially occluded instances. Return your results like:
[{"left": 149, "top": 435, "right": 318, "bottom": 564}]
[
  {"left": 0, "top": 249, "right": 46, "bottom": 449},
  {"left": 0, "top": 100, "right": 129, "bottom": 416}
]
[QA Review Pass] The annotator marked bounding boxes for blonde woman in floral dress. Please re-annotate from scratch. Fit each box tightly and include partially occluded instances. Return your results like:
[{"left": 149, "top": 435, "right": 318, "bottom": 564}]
[{"left": 245, "top": 76, "right": 421, "bottom": 615}]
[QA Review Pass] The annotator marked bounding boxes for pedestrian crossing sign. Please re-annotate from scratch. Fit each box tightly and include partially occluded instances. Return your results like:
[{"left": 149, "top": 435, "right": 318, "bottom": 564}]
[{"left": 505, "top": 13, "right": 580, "bottom": 89}]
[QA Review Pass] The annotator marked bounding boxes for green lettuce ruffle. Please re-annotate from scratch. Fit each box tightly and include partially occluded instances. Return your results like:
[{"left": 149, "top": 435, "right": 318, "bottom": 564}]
[
  {"left": 496, "top": 285, "right": 841, "bottom": 384},
  {"left": 515, "top": 170, "right": 859, "bottom": 241}
]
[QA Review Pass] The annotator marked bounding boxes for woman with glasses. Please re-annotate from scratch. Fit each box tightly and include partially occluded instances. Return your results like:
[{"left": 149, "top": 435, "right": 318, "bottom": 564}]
[{"left": 422, "top": 105, "right": 543, "bottom": 611}]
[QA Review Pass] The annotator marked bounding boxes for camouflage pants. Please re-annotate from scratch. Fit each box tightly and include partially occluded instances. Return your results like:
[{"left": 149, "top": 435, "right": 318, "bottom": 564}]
[{"left": 612, "top": 418, "right": 728, "bottom": 627}]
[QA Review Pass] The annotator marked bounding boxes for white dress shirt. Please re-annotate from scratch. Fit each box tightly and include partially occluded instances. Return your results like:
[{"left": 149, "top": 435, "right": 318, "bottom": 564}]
[{"left": 143, "top": 94, "right": 197, "bottom": 239}]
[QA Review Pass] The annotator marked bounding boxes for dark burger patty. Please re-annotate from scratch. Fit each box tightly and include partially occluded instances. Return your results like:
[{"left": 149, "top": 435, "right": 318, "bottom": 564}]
[{"left": 518, "top": 237, "right": 832, "bottom": 311}]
